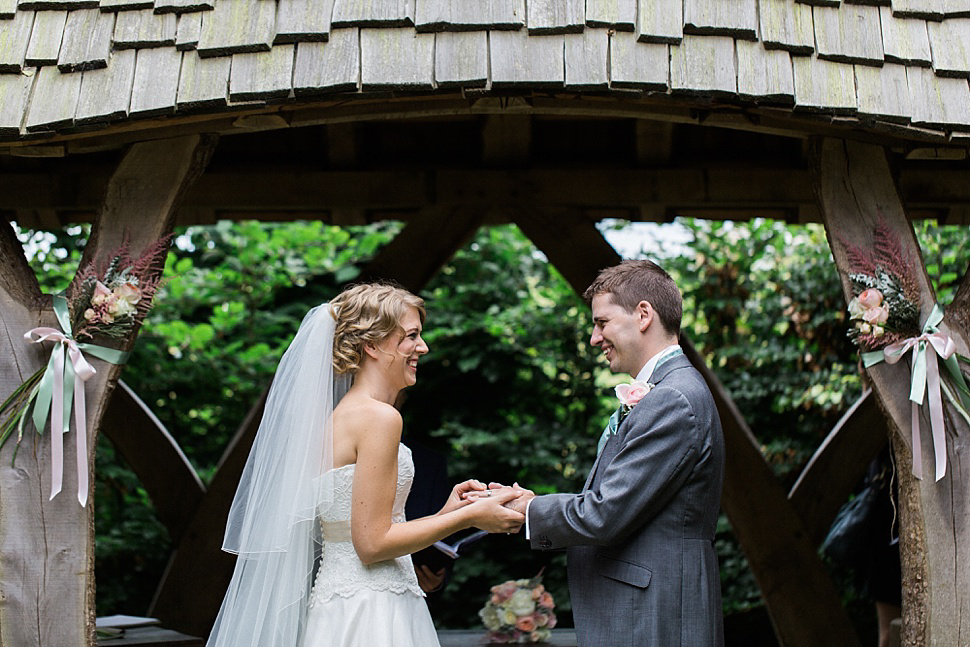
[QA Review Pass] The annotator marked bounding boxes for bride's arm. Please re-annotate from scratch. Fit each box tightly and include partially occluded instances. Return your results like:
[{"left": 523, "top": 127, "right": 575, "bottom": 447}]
[{"left": 350, "top": 405, "right": 522, "bottom": 564}]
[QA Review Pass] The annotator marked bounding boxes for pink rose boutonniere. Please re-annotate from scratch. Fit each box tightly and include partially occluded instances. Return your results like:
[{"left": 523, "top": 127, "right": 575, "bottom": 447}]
[{"left": 615, "top": 380, "right": 653, "bottom": 422}]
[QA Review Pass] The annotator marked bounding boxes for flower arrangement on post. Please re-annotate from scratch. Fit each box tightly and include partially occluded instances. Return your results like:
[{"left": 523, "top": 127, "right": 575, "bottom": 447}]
[
  {"left": 479, "top": 571, "right": 556, "bottom": 644},
  {"left": 842, "top": 220, "right": 970, "bottom": 481},
  {"left": 0, "top": 233, "right": 172, "bottom": 505}
]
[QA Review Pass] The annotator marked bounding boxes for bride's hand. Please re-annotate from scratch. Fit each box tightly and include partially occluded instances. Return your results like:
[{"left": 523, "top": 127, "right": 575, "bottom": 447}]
[
  {"left": 438, "top": 479, "right": 487, "bottom": 515},
  {"left": 466, "top": 488, "right": 526, "bottom": 534}
]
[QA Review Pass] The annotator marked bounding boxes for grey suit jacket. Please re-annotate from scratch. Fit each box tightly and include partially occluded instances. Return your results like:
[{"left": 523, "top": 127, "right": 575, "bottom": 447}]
[{"left": 529, "top": 355, "right": 725, "bottom": 647}]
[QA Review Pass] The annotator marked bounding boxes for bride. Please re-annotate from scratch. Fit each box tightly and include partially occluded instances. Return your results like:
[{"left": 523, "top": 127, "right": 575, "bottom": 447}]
[{"left": 207, "top": 283, "right": 525, "bottom": 647}]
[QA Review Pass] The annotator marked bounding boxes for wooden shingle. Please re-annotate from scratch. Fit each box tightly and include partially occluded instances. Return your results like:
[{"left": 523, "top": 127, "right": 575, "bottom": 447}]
[
  {"left": 276, "top": 0, "right": 334, "bottom": 43},
  {"left": 880, "top": 8, "right": 931, "bottom": 65},
  {"left": 197, "top": 0, "right": 275, "bottom": 57},
  {"left": 177, "top": 49, "right": 229, "bottom": 108},
  {"left": 0, "top": 69, "right": 33, "bottom": 134},
  {"left": 490, "top": 30, "right": 564, "bottom": 87},
  {"left": 792, "top": 54, "right": 857, "bottom": 112},
  {"left": 855, "top": 62, "right": 911, "bottom": 121},
  {"left": 814, "top": 5, "right": 884, "bottom": 65},
  {"left": 0, "top": 10, "right": 34, "bottom": 72},
  {"left": 795, "top": 0, "right": 839, "bottom": 8},
  {"left": 58, "top": 8, "right": 114, "bottom": 72},
  {"left": 75, "top": 48, "right": 135, "bottom": 123},
  {"left": 415, "top": 0, "right": 525, "bottom": 32},
  {"left": 684, "top": 0, "right": 758, "bottom": 40},
  {"left": 360, "top": 28, "right": 434, "bottom": 88},
  {"left": 19, "top": 0, "right": 96, "bottom": 9},
  {"left": 331, "top": 0, "right": 414, "bottom": 28},
  {"left": 736, "top": 39, "right": 795, "bottom": 102},
  {"left": 564, "top": 29, "right": 608, "bottom": 89},
  {"left": 927, "top": 18, "right": 970, "bottom": 76},
  {"left": 637, "top": 0, "right": 682, "bottom": 44},
  {"left": 609, "top": 31, "right": 667, "bottom": 89},
  {"left": 527, "top": 0, "right": 583, "bottom": 34},
  {"left": 25, "top": 65, "right": 82, "bottom": 130},
  {"left": 98, "top": 0, "right": 154, "bottom": 11},
  {"left": 25, "top": 10, "right": 67, "bottom": 67},
  {"left": 586, "top": 0, "right": 636, "bottom": 31},
  {"left": 671, "top": 34, "right": 736, "bottom": 95},
  {"left": 293, "top": 29, "right": 360, "bottom": 94},
  {"left": 907, "top": 65, "right": 970, "bottom": 127},
  {"left": 760, "top": 0, "right": 815, "bottom": 54},
  {"left": 1, "top": 0, "right": 18, "bottom": 17},
  {"left": 229, "top": 44, "right": 295, "bottom": 101},
  {"left": 129, "top": 46, "right": 181, "bottom": 117},
  {"left": 434, "top": 30, "right": 488, "bottom": 87},
  {"left": 114, "top": 9, "right": 177, "bottom": 48},
  {"left": 175, "top": 11, "right": 202, "bottom": 49},
  {"left": 154, "top": 0, "right": 215, "bottom": 13},
  {"left": 944, "top": 0, "right": 970, "bottom": 17},
  {"left": 892, "top": 0, "right": 944, "bottom": 20}
]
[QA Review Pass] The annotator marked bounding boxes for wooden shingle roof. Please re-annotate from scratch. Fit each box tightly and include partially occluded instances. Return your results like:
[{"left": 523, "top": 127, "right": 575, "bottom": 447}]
[{"left": 3, "top": 0, "right": 970, "bottom": 149}]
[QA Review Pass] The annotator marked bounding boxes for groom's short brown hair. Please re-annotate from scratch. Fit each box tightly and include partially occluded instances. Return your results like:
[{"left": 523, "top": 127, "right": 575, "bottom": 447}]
[{"left": 583, "top": 260, "right": 682, "bottom": 338}]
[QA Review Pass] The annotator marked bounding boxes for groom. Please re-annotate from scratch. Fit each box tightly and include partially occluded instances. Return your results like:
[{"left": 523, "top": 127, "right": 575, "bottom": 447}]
[{"left": 508, "top": 260, "right": 725, "bottom": 647}]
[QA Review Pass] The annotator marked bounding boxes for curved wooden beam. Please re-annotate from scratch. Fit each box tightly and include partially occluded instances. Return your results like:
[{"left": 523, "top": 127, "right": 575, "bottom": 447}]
[
  {"left": 681, "top": 337, "right": 862, "bottom": 647},
  {"left": 100, "top": 381, "right": 205, "bottom": 545},
  {"left": 788, "top": 390, "right": 888, "bottom": 546},
  {"left": 148, "top": 389, "right": 266, "bottom": 636}
]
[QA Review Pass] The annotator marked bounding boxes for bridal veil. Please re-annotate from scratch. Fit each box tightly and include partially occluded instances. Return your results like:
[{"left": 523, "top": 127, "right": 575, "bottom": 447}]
[{"left": 207, "top": 304, "right": 350, "bottom": 647}]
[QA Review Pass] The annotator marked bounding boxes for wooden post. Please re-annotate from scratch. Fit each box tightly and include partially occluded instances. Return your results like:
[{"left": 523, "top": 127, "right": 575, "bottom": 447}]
[
  {"left": 813, "top": 137, "right": 970, "bottom": 647},
  {"left": 0, "top": 134, "right": 214, "bottom": 647}
]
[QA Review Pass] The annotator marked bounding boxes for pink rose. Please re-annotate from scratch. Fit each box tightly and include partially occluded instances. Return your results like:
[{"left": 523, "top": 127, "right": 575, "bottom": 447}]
[
  {"left": 546, "top": 615, "right": 557, "bottom": 629},
  {"left": 114, "top": 281, "right": 142, "bottom": 305},
  {"left": 862, "top": 306, "right": 889, "bottom": 325},
  {"left": 615, "top": 380, "right": 652, "bottom": 407},
  {"left": 539, "top": 592, "right": 554, "bottom": 609},
  {"left": 91, "top": 281, "right": 113, "bottom": 306},
  {"left": 515, "top": 616, "right": 536, "bottom": 632},
  {"left": 857, "top": 288, "right": 883, "bottom": 309}
]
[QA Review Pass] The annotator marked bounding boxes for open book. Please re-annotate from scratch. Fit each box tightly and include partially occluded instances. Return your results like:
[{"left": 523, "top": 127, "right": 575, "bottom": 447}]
[{"left": 432, "top": 529, "right": 488, "bottom": 559}]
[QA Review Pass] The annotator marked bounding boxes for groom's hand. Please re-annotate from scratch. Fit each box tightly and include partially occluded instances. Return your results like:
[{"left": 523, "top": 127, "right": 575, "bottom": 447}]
[{"left": 501, "top": 482, "right": 535, "bottom": 516}]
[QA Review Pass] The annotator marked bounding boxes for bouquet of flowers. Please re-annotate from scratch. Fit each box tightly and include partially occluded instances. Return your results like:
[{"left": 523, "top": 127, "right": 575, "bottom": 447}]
[
  {"left": 843, "top": 221, "right": 921, "bottom": 351},
  {"left": 479, "top": 572, "right": 556, "bottom": 644},
  {"left": 0, "top": 234, "right": 170, "bottom": 475}
]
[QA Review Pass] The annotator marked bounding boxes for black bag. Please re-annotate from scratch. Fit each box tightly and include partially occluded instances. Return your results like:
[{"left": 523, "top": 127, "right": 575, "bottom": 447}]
[{"left": 821, "top": 483, "right": 879, "bottom": 566}]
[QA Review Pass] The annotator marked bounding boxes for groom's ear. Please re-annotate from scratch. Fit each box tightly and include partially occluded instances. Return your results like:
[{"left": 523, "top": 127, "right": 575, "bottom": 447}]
[{"left": 636, "top": 301, "right": 652, "bottom": 332}]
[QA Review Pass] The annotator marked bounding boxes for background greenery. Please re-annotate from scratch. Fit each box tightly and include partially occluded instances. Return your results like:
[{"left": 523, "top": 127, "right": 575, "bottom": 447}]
[{"left": 15, "top": 217, "right": 969, "bottom": 637}]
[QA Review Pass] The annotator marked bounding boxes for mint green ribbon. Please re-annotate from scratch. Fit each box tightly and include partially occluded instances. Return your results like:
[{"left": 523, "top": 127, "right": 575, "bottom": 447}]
[
  {"left": 24, "top": 295, "right": 129, "bottom": 505},
  {"left": 861, "top": 304, "right": 969, "bottom": 481}
]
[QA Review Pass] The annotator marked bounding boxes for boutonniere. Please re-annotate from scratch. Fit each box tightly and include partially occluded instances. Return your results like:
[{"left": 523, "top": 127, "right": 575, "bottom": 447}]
[{"left": 615, "top": 381, "right": 654, "bottom": 422}]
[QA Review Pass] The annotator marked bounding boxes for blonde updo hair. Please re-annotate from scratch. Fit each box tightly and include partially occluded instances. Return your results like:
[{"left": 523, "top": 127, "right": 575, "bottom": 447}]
[{"left": 329, "top": 283, "right": 426, "bottom": 374}]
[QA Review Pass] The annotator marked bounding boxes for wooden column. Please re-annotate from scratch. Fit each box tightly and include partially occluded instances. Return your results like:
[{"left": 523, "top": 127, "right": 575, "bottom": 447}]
[
  {"left": 0, "top": 134, "right": 214, "bottom": 647},
  {"left": 813, "top": 137, "right": 970, "bottom": 647},
  {"left": 514, "top": 208, "right": 861, "bottom": 647}
]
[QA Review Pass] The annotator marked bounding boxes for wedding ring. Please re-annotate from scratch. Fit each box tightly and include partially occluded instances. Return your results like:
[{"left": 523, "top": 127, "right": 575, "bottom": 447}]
[{"left": 485, "top": 489, "right": 492, "bottom": 497}]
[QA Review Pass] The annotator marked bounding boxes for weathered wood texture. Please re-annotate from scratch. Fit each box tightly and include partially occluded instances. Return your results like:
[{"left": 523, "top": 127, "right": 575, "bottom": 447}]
[
  {"left": 813, "top": 137, "right": 970, "bottom": 647},
  {"left": 0, "top": 135, "right": 214, "bottom": 647}
]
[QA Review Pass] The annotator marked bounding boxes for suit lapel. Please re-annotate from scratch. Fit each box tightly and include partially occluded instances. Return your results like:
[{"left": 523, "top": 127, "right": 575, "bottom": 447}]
[{"left": 582, "top": 355, "right": 693, "bottom": 491}]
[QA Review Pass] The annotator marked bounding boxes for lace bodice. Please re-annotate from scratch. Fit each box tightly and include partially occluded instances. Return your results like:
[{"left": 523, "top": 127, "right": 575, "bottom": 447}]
[{"left": 308, "top": 443, "right": 424, "bottom": 605}]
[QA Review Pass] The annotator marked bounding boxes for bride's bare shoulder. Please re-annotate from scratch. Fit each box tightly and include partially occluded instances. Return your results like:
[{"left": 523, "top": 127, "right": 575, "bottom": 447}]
[{"left": 334, "top": 395, "right": 402, "bottom": 433}]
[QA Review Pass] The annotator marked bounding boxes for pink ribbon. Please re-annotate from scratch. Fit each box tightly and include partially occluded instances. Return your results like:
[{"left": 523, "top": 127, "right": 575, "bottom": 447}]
[
  {"left": 882, "top": 332, "right": 955, "bottom": 481},
  {"left": 24, "top": 327, "right": 97, "bottom": 506}
]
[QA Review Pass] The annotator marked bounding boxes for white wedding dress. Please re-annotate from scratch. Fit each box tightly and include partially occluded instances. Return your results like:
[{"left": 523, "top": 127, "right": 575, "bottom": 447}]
[{"left": 301, "top": 443, "right": 441, "bottom": 647}]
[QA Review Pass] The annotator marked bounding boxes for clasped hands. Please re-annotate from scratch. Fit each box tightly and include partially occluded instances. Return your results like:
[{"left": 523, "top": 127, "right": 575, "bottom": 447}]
[{"left": 446, "top": 479, "right": 535, "bottom": 534}]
